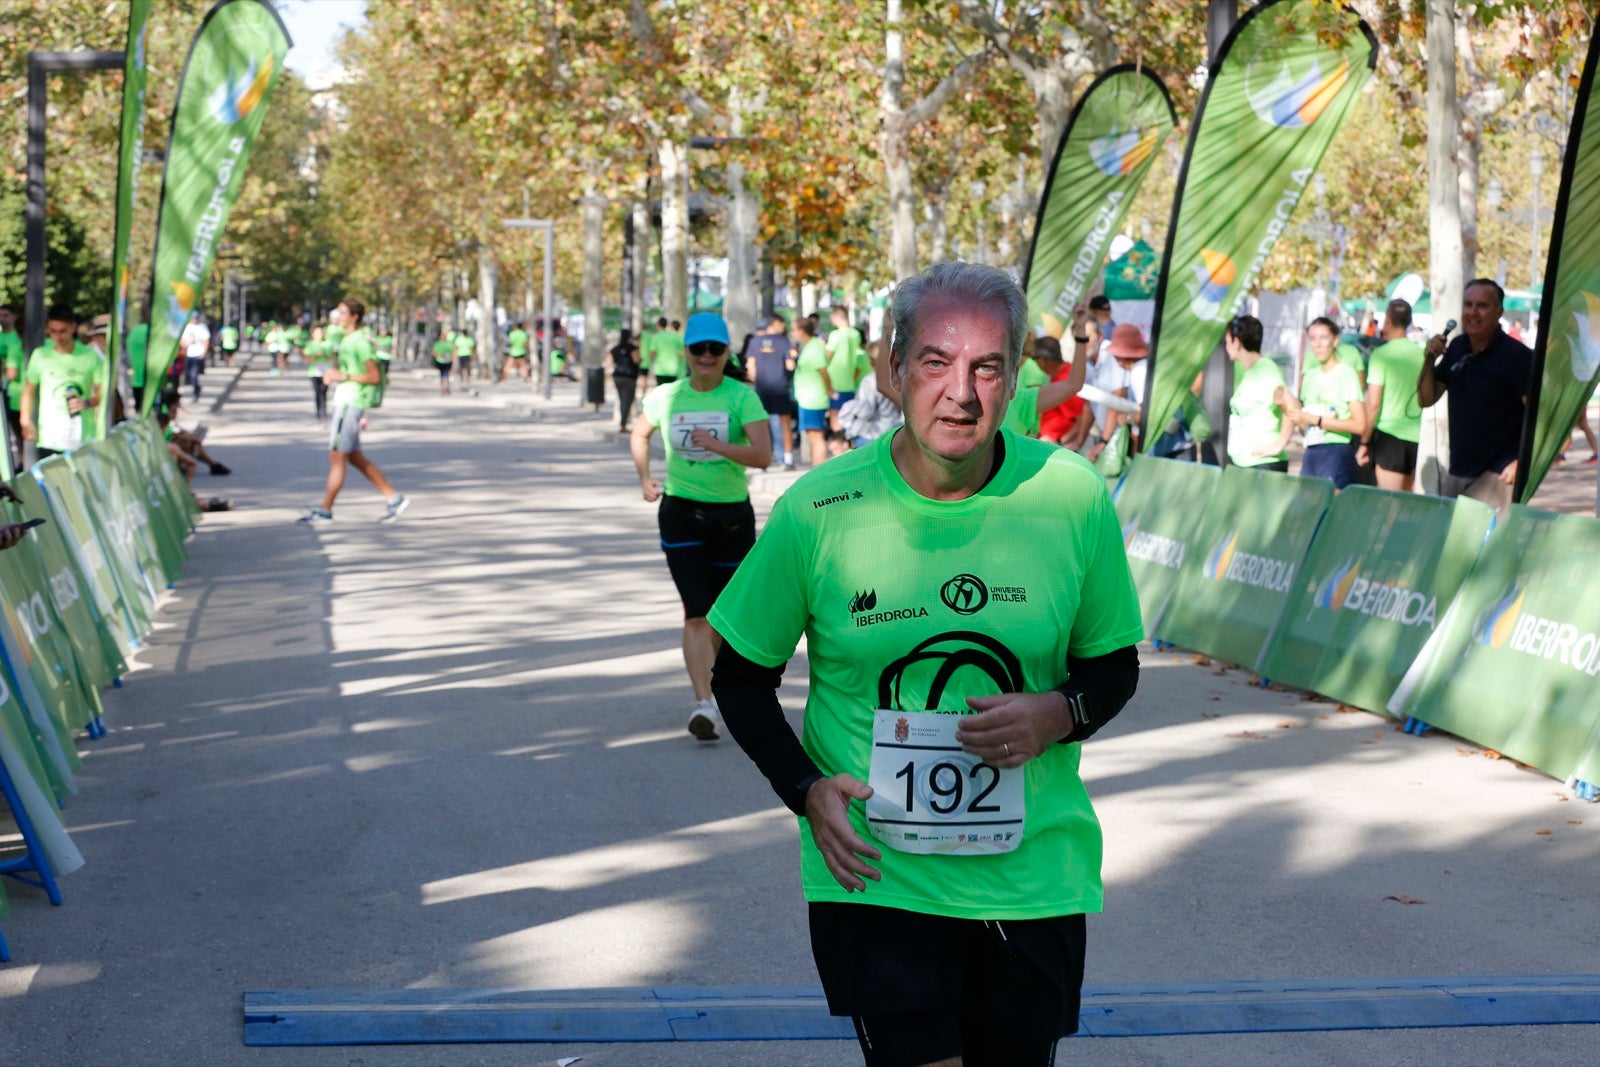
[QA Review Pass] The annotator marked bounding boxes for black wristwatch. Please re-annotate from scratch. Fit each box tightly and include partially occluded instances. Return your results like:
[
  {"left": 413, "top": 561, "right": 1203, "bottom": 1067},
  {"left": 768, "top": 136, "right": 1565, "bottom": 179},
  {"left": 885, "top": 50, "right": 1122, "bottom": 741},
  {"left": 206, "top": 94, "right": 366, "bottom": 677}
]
[
  {"left": 1073, "top": 335, "right": 1090, "bottom": 344},
  {"left": 1061, "top": 689, "right": 1091, "bottom": 740}
]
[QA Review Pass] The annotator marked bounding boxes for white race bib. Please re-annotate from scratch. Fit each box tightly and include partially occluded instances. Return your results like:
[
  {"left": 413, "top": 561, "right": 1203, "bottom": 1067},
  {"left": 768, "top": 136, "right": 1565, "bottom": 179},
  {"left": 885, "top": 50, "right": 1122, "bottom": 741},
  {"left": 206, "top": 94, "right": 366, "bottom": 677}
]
[
  {"left": 865, "top": 710, "right": 1024, "bottom": 856},
  {"left": 669, "top": 410, "right": 729, "bottom": 462}
]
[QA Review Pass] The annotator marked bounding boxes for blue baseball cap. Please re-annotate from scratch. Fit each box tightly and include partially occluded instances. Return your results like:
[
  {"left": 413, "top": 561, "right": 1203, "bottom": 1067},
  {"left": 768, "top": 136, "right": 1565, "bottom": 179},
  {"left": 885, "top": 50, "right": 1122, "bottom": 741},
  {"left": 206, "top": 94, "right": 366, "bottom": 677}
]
[{"left": 683, "top": 312, "right": 730, "bottom": 347}]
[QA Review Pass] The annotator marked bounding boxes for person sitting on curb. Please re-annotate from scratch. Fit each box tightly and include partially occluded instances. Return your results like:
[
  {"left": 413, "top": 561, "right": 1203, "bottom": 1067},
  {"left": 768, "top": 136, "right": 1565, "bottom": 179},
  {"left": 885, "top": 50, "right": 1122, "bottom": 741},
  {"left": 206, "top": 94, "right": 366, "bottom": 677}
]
[{"left": 157, "top": 384, "right": 232, "bottom": 512}]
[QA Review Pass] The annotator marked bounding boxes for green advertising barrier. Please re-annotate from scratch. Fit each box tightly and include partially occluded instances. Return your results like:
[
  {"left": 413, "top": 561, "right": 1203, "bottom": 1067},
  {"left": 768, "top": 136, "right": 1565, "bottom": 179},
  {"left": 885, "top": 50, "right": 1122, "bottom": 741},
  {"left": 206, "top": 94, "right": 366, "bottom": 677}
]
[
  {"left": 1258, "top": 486, "right": 1494, "bottom": 712},
  {"left": 114, "top": 424, "right": 191, "bottom": 579},
  {"left": 11, "top": 474, "right": 129, "bottom": 680},
  {"left": 74, "top": 443, "right": 169, "bottom": 595},
  {"left": 0, "top": 663, "right": 84, "bottom": 878},
  {"left": 1389, "top": 508, "right": 1600, "bottom": 786},
  {"left": 1159, "top": 465, "right": 1333, "bottom": 671},
  {"left": 1111, "top": 455, "right": 1222, "bottom": 633},
  {"left": 36, "top": 457, "right": 151, "bottom": 648}
]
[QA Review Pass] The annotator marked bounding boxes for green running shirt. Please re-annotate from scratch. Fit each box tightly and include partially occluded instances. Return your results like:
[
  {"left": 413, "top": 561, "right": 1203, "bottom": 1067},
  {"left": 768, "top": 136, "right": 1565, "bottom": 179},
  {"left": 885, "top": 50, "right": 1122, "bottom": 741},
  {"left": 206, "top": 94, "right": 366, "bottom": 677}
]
[
  {"left": 641, "top": 377, "right": 768, "bottom": 503},
  {"left": 709, "top": 430, "right": 1145, "bottom": 920}
]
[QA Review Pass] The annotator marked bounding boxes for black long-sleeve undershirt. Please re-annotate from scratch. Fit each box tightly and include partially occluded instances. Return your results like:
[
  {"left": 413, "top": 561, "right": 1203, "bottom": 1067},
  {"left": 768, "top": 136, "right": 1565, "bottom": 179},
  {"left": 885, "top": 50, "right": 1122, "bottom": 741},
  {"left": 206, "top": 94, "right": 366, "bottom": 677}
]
[{"left": 711, "top": 641, "right": 1141, "bottom": 816}]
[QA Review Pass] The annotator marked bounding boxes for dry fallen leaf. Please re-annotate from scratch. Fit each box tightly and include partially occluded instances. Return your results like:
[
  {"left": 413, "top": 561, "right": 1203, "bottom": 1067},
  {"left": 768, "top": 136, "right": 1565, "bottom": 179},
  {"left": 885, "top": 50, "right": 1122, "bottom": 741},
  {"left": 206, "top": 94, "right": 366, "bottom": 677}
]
[
  {"left": 1209, "top": 695, "right": 1221, "bottom": 701},
  {"left": 1227, "top": 730, "right": 1268, "bottom": 740},
  {"left": 1210, "top": 666, "right": 1228, "bottom": 675},
  {"left": 1336, "top": 703, "right": 1359, "bottom": 713},
  {"left": 1201, "top": 712, "right": 1222, "bottom": 719},
  {"left": 1567, "top": 819, "right": 1583, "bottom": 826},
  {"left": 1276, "top": 721, "right": 1307, "bottom": 730},
  {"left": 1485, "top": 750, "right": 1504, "bottom": 760},
  {"left": 1193, "top": 655, "right": 1212, "bottom": 666},
  {"left": 1317, "top": 714, "right": 1329, "bottom": 720},
  {"left": 1535, "top": 828, "right": 1552, "bottom": 836},
  {"left": 1385, "top": 894, "right": 1426, "bottom": 905},
  {"left": 1266, "top": 683, "right": 1290, "bottom": 692}
]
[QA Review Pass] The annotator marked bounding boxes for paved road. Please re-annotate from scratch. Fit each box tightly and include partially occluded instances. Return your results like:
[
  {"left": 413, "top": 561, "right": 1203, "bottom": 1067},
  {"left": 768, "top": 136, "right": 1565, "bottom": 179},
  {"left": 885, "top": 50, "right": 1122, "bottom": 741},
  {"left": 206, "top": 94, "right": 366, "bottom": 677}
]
[{"left": 2, "top": 360, "right": 1597, "bottom": 1065}]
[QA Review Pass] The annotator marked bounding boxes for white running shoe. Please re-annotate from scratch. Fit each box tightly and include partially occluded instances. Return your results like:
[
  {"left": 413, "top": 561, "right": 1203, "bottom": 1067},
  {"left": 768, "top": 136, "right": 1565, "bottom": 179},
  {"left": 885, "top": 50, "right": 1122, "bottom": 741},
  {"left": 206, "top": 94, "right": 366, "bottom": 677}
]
[{"left": 686, "top": 699, "right": 722, "bottom": 742}]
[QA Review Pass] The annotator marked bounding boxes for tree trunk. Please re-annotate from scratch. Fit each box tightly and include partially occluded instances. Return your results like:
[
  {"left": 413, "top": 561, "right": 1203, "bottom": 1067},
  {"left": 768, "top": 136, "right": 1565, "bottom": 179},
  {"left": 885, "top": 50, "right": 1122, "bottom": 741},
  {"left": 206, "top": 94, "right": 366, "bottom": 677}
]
[
  {"left": 1426, "top": 0, "right": 1465, "bottom": 328},
  {"left": 476, "top": 245, "right": 498, "bottom": 381},
  {"left": 881, "top": 0, "right": 919, "bottom": 281},
  {"left": 1420, "top": 0, "right": 1463, "bottom": 494},
  {"left": 582, "top": 185, "right": 606, "bottom": 365},
  {"left": 1458, "top": 110, "right": 1481, "bottom": 282},
  {"left": 1031, "top": 68, "right": 1072, "bottom": 169},
  {"left": 631, "top": 180, "right": 649, "bottom": 335},
  {"left": 725, "top": 160, "right": 760, "bottom": 347},
  {"left": 658, "top": 139, "right": 690, "bottom": 324},
  {"left": 928, "top": 192, "right": 949, "bottom": 262}
]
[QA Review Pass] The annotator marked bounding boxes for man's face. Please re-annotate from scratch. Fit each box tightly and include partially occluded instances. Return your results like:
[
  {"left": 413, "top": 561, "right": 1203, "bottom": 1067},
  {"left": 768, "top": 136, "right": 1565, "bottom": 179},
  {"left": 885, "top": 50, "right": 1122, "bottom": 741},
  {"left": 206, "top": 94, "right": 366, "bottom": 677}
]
[
  {"left": 46, "top": 319, "right": 76, "bottom": 350},
  {"left": 1092, "top": 304, "right": 1111, "bottom": 323},
  {"left": 1462, "top": 284, "right": 1501, "bottom": 340},
  {"left": 892, "top": 294, "right": 1012, "bottom": 465},
  {"left": 0, "top": 309, "right": 13, "bottom": 331}
]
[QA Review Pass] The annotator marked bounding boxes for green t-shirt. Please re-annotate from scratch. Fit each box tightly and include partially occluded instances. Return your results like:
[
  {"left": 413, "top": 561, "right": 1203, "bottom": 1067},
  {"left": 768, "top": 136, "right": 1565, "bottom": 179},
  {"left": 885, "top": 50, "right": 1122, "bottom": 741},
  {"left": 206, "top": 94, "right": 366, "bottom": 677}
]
[
  {"left": 25, "top": 344, "right": 102, "bottom": 451},
  {"left": 304, "top": 339, "right": 334, "bottom": 378},
  {"left": 326, "top": 324, "right": 347, "bottom": 346},
  {"left": 1002, "top": 387, "right": 1041, "bottom": 437},
  {"left": 1366, "top": 337, "right": 1425, "bottom": 443},
  {"left": 793, "top": 337, "right": 830, "bottom": 410},
  {"left": 651, "top": 332, "right": 685, "bottom": 378},
  {"left": 375, "top": 335, "right": 393, "bottom": 354},
  {"left": 707, "top": 430, "right": 1145, "bottom": 920},
  {"left": 1299, "top": 358, "right": 1364, "bottom": 446},
  {"left": 266, "top": 328, "right": 287, "bottom": 354},
  {"left": 334, "top": 330, "right": 380, "bottom": 409},
  {"left": 432, "top": 339, "right": 452, "bottom": 365},
  {"left": 507, "top": 328, "right": 529, "bottom": 357},
  {"left": 1, "top": 329, "right": 23, "bottom": 410},
  {"left": 1228, "top": 357, "right": 1287, "bottom": 466},
  {"left": 220, "top": 326, "right": 239, "bottom": 350},
  {"left": 641, "top": 377, "right": 768, "bottom": 503},
  {"left": 126, "top": 322, "right": 149, "bottom": 389},
  {"left": 454, "top": 333, "right": 476, "bottom": 357},
  {"left": 1016, "top": 358, "right": 1050, "bottom": 391},
  {"left": 1335, "top": 341, "right": 1366, "bottom": 378},
  {"left": 825, "top": 326, "right": 870, "bottom": 394}
]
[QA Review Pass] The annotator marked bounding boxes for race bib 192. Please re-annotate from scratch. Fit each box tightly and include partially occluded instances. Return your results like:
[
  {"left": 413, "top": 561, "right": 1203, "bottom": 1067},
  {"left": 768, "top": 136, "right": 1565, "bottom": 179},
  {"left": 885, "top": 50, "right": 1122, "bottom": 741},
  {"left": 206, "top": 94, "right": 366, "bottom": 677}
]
[
  {"left": 865, "top": 710, "right": 1024, "bottom": 855},
  {"left": 669, "top": 410, "right": 729, "bottom": 462}
]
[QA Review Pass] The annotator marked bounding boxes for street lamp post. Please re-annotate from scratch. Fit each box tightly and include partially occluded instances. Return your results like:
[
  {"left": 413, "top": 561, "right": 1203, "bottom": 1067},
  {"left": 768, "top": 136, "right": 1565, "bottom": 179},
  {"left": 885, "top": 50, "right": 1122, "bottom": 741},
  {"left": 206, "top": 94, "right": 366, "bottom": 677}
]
[{"left": 503, "top": 216, "right": 556, "bottom": 400}]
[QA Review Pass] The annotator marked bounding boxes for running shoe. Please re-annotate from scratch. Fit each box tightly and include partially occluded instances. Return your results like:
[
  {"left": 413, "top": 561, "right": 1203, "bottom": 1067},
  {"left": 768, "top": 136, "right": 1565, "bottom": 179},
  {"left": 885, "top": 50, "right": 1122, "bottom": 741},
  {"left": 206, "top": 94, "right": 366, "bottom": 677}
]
[
  {"left": 378, "top": 495, "right": 410, "bottom": 524},
  {"left": 209, "top": 462, "right": 232, "bottom": 476},
  {"left": 686, "top": 699, "right": 722, "bottom": 742},
  {"left": 297, "top": 508, "right": 333, "bottom": 525}
]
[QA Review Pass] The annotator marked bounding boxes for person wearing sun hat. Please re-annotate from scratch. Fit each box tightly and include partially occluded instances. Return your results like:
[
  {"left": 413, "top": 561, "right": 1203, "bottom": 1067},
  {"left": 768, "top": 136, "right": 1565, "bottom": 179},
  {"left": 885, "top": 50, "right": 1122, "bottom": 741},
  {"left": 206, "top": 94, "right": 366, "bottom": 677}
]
[
  {"left": 1093, "top": 322, "right": 1150, "bottom": 449},
  {"left": 633, "top": 311, "right": 773, "bottom": 742}
]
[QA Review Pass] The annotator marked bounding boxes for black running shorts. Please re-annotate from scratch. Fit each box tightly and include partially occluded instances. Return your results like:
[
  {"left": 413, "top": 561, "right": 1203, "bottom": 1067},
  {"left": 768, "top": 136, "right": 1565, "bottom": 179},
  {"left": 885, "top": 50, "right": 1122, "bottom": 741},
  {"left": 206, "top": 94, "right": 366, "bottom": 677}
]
[
  {"left": 657, "top": 494, "right": 756, "bottom": 619},
  {"left": 1368, "top": 427, "right": 1419, "bottom": 474},
  {"left": 809, "top": 902, "right": 1085, "bottom": 1067}
]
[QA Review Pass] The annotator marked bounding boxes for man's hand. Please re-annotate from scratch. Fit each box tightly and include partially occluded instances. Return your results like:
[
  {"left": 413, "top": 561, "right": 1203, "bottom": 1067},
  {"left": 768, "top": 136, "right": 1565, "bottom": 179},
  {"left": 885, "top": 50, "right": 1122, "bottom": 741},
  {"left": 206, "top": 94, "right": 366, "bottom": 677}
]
[
  {"left": 66, "top": 396, "right": 85, "bottom": 415},
  {"left": 0, "top": 524, "right": 27, "bottom": 552},
  {"left": 20, "top": 421, "right": 35, "bottom": 442},
  {"left": 1355, "top": 443, "right": 1370, "bottom": 467},
  {"left": 1499, "top": 458, "right": 1519, "bottom": 486},
  {"left": 956, "top": 691, "right": 1075, "bottom": 769},
  {"left": 804, "top": 774, "right": 881, "bottom": 892},
  {"left": 639, "top": 477, "right": 662, "bottom": 503},
  {"left": 1425, "top": 334, "right": 1449, "bottom": 362},
  {"left": 690, "top": 427, "right": 724, "bottom": 455},
  {"left": 323, "top": 369, "right": 340, "bottom": 385}
]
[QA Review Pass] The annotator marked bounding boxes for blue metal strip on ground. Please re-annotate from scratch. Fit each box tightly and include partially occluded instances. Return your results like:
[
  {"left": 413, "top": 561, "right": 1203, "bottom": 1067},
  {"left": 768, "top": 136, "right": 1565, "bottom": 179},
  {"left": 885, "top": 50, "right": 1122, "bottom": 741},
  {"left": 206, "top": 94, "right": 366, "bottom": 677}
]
[{"left": 242, "top": 976, "right": 1600, "bottom": 1046}]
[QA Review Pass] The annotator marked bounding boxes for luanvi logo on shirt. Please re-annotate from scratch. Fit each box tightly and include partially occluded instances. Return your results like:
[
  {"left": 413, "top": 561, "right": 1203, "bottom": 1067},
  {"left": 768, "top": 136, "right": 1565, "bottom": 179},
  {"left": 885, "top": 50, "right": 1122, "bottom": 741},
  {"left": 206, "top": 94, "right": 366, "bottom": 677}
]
[
  {"left": 812, "top": 490, "right": 865, "bottom": 510},
  {"left": 849, "top": 589, "right": 878, "bottom": 614},
  {"left": 940, "top": 574, "right": 989, "bottom": 615}
]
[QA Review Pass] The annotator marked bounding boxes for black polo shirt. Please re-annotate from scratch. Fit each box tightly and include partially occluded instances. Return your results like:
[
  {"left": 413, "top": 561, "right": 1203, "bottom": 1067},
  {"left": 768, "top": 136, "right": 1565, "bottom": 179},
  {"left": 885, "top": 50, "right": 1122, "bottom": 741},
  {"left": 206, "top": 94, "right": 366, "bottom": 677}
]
[{"left": 1435, "top": 329, "right": 1532, "bottom": 478}]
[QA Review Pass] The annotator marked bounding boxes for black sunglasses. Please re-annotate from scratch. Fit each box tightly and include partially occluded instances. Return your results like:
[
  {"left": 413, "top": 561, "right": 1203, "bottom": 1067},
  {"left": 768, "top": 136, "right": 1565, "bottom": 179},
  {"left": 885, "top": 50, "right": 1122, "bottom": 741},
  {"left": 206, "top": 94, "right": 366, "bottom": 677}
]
[{"left": 689, "top": 341, "right": 728, "bottom": 356}]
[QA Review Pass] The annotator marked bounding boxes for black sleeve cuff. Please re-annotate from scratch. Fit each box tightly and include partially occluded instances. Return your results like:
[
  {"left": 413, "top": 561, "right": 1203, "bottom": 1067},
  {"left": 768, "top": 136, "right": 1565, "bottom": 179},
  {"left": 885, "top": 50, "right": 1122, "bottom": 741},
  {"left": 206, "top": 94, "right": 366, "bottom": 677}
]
[
  {"left": 711, "top": 642, "right": 823, "bottom": 815},
  {"left": 1054, "top": 644, "right": 1140, "bottom": 744}
]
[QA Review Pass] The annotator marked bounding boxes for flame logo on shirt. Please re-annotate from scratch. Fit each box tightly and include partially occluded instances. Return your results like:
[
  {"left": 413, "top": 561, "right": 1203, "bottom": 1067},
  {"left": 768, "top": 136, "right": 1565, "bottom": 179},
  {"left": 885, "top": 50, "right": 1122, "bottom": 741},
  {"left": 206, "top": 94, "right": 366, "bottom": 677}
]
[
  {"left": 1089, "top": 126, "right": 1160, "bottom": 177},
  {"left": 1188, "top": 250, "right": 1236, "bottom": 322},
  {"left": 1476, "top": 585, "right": 1526, "bottom": 648},
  {"left": 208, "top": 55, "right": 274, "bottom": 125},
  {"left": 166, "top": 282, "right": 196, "bottom": 337},
  {"left": 1315, "top": 556, "right": 1361, "bottom": 611},
  {"left": 1204, "top": 531, "right": 1239, "bottom": 581},
  {"left": 1568, "top": 293, "right": 1600, "bottom": 383},
  {"left": 1247, "top": 57, "right": 1352, "bottom": 129}
]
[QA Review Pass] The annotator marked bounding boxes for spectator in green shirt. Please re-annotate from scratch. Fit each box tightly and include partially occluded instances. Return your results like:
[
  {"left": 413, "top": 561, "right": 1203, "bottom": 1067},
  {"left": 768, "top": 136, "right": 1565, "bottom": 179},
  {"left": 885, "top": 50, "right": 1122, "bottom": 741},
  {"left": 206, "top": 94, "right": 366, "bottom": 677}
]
[
  {"left": 1285, "top": 317, "right": 1367, "bottom": 490},
  {"left": 22, "top": 305, "right": 102, "bottom": 458},
  {"left": 791, "top": 316, "right": 833, "bottom": 466},
  {"left": 1224, "top": 315, "right": 1291, "bottom": 471},
  {"left": 502, "top": 321, "right": 531, "bottom": 382},
  {"left": 1356, "top": 298, "right": 1425, "bottom": 491},
  {"left": 824, "top": 306, "right": 870, "bottom": 448},
  {"left": 0, "top": 303, "right": 24, "bottom": 464}
]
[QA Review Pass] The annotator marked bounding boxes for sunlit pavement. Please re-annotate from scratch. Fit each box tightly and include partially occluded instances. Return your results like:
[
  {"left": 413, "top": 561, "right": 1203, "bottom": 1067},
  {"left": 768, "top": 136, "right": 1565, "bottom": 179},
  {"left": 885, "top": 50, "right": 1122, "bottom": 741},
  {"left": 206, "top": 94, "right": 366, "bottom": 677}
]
[{"left": 1, "top": 358, "right": 1597, "bottom": 1066}]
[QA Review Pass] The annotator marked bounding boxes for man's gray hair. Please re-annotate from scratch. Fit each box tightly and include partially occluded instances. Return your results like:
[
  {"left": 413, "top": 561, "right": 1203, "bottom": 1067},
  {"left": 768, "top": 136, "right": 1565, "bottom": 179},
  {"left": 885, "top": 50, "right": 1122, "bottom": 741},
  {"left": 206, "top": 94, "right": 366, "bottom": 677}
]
[{"left": 890, "top": 262, "right": 1028, "bottom": 383}]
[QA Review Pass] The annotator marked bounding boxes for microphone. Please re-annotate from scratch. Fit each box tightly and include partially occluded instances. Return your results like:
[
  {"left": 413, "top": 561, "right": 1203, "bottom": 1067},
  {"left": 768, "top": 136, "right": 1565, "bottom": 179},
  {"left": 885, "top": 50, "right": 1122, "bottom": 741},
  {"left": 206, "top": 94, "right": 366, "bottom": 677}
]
[{"left": 1441, "top": 319, "right": 1458, "bottom": 337}]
